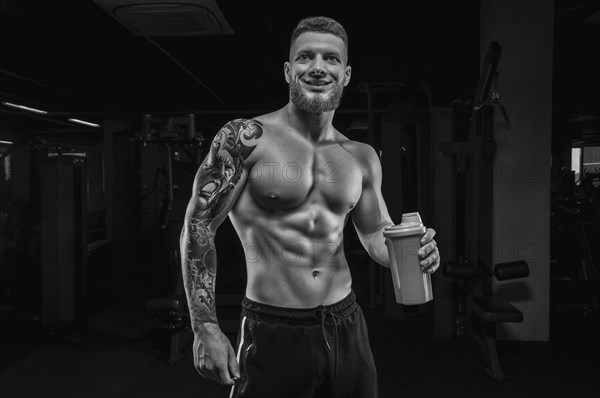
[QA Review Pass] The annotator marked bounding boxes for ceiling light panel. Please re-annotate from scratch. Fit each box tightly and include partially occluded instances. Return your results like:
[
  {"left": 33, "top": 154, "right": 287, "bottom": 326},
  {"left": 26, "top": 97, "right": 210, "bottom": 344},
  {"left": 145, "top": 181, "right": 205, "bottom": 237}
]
[{"left": 94, "top": 0, "right": 233, "bottom": 37}]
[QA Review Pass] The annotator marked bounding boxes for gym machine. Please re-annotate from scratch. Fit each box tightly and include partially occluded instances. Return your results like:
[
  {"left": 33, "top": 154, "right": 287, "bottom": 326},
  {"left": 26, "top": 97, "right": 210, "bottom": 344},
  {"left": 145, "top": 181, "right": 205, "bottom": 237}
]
[
  {"left": 550, "top": 161, "right": 600, "bottom": 335},
  {"left": 439, "top": 41, "right": 530, "bottom": 382},
  {"left": 137, "top": 114, "right": 205, "bottom": 364},
  {"left": 37, "top": 143, "right": 88, "bottom": 335},
  {"left": 443, "top": 259, "right": 529, "bottom": 382}
]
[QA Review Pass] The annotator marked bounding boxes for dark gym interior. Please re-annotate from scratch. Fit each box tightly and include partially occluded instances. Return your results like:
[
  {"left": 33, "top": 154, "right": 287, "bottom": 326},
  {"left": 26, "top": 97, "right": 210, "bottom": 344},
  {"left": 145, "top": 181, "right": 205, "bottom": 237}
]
[{"left": 1, "top": 1, "right": 599, "bottom": 397}]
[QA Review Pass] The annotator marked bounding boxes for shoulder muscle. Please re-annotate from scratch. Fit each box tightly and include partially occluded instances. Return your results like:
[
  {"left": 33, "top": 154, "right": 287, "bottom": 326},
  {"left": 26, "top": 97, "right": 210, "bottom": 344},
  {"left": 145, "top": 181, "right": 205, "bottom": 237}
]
[
  {"left": 340, "top": 140, "right": 381, "bottom": 185},
  {"left": 189, "top": 118, "right": 263, "bottom": 224}
]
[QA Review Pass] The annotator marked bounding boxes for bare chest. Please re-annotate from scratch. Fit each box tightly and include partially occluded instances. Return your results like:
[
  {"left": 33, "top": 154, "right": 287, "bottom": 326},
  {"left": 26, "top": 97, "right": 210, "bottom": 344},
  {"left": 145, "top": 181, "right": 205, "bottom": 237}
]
[{"left": 247, "top": 138, "right": 363, "bottom": 214}]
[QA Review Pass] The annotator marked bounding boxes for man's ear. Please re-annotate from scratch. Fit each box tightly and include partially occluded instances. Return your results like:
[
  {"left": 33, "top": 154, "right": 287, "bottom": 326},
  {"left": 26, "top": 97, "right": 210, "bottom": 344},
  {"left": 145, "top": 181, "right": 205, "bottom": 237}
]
[
  {"left": 284, "top": 62, "right": 291, "bottom": 84},
  {"left": 343, "top": 65, "right": 352, "bottom": 87}
]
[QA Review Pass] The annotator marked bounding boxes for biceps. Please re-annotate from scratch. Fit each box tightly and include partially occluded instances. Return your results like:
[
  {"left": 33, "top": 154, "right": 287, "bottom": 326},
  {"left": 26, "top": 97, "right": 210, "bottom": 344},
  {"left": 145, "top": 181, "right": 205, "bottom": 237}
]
[
  {"left": 352, "top": 185, "right": 392, "bottom": 235},
  {"left": 185, "top": 161, "right": 247, "bottom": 232},
  {"left": 185, "top": 119, "right": 261, "bottom": 228}
]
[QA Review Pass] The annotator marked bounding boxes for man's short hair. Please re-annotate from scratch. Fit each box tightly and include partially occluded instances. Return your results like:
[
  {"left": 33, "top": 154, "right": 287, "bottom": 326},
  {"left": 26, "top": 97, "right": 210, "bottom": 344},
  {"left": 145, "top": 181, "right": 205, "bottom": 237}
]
[{"left": 289, "top": 16, "right": 348, "bottom": 60}]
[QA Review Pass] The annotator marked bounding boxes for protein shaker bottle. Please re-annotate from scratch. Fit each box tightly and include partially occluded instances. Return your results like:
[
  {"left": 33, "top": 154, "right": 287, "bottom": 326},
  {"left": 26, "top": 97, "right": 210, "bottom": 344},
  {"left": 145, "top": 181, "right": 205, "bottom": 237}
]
[{"left": 383, "top": 212, "right": 433, "bottom": 305}]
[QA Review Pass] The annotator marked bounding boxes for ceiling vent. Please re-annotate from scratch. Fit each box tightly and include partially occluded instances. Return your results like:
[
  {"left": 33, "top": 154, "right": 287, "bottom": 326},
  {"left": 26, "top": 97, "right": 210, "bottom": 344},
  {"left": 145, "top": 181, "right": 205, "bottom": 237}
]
[{"left": 93, "top": 0, "right": 233, "bottom": 36}]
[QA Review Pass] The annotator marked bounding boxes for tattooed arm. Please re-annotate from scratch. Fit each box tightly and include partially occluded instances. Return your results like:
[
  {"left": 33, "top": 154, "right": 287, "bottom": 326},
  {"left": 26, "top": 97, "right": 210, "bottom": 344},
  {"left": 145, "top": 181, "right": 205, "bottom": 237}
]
[{"left": 180, "top": 119, "right": 262, "bottom": 385}]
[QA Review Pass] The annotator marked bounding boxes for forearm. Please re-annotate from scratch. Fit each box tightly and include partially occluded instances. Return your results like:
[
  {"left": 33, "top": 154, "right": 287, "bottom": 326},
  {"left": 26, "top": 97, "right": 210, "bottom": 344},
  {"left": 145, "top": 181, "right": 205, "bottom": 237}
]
[
  {"left": 181, "top": 217, "right": 219, "bottom": 333},
  {"left": 362, "top": 222, "right": 394, "bottom": 268},
  {"left": 177, "top": 118, "right": 262, "bottom": 338}
]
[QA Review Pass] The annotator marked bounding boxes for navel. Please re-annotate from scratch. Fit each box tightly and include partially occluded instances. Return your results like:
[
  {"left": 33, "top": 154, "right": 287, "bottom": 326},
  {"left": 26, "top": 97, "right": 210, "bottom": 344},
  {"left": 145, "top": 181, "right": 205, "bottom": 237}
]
[
  {"left": 266, "top": 192, "right": 279, "bottom": 200},
  {"left": 312, "top": 270, "right": 320, "bottom": 278}
]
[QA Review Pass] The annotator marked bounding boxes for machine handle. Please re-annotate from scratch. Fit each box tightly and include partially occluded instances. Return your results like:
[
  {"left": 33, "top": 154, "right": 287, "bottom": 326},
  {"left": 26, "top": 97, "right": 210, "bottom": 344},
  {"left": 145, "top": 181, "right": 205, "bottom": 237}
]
[{"left": 494, "top": 260, "right": 530, "bottom": 281}]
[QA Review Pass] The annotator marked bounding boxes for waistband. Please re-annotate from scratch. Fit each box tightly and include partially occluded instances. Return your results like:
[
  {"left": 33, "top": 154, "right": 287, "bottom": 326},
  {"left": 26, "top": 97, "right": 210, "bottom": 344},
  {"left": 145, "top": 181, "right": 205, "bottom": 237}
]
[{"left": 241, "top": 290, "right": 357, "bottom": 326}]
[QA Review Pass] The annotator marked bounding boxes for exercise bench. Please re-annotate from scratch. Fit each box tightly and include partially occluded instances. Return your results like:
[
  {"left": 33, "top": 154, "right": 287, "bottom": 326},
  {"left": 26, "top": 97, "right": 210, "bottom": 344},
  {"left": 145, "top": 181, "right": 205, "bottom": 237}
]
[{"left": 444, "top": 259, "right": 529, "bottom": 382}]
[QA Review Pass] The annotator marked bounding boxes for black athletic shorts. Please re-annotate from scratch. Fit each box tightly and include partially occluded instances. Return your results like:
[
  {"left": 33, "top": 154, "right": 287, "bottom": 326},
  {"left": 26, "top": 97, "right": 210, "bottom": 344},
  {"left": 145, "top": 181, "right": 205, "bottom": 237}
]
[{"left": 229, "top": 290, "right": 378, "bottom": 398}]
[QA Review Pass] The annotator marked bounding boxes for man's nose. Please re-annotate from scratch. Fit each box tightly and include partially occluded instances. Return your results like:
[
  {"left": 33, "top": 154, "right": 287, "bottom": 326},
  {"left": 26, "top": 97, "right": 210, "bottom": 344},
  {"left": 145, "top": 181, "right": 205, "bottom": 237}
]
[{"left": 309, "top": 57, "right": 327, "bottom": 77}]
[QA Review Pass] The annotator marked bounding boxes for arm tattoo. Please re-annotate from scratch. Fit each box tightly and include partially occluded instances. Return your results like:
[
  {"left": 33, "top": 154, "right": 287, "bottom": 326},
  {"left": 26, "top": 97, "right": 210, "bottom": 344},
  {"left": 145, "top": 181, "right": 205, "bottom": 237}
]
[{"left": 181, "top": 119, "right": 262, "bottom": 331}]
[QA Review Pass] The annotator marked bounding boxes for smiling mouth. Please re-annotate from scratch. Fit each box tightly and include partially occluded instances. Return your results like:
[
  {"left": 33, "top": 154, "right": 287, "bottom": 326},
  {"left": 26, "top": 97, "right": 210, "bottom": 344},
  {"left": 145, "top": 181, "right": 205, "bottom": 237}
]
[{"left": 304, "top": 81, "right": 331, "bottom": 90}]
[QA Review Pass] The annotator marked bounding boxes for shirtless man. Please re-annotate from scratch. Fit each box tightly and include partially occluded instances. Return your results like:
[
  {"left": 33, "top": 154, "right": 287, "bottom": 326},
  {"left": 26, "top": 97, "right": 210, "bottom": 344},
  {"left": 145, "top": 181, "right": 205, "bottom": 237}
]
[{"left": 180, "top": 16, "right": 440, "bottom": 398}]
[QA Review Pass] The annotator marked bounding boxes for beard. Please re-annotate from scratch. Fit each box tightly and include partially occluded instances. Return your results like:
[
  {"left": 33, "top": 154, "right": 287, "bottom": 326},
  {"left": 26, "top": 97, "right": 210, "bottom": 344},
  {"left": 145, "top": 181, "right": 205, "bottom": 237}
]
[{"left": 289, "top": 78, "right": 344, "bottom": 113}]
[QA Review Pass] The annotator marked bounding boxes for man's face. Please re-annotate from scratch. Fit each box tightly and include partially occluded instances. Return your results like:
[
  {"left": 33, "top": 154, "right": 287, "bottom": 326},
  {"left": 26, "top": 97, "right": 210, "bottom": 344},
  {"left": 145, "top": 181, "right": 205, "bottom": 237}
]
[{"left": 285, "top": 32, "right": 352, "bottom": 113}]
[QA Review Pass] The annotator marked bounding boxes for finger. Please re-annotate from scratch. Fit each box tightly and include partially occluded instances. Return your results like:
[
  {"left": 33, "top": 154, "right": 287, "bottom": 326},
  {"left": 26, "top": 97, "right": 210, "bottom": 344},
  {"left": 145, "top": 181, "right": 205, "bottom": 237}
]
[
  {"left": 228, "top": 344, "right": 241, "bottom": 379},
  {"left": 218, "top": 363, "right": 235, "bottom": 386},
  {"left": 198, "top": 368, "right": 215, "bottom": 381},
  {"left": 420, "top": 249, "right": 438, "bottom": 267},
  {"left": 418, "top": 240, "right": 436, "bottom": 259},
  {"left": 196, "top": 365, "right": 219, "bottom": 383},
  {"left": 421, "top": 251, "right": 440, "bottom": 273},
  {"left": 193, "top": 347, "right": 212, "bottom": 380},
  {"left": 420, "top": 256, "right": 432, "bottom": 269},
  {"left": 420, "top": 228, "right": 436, "bottom": 244}
]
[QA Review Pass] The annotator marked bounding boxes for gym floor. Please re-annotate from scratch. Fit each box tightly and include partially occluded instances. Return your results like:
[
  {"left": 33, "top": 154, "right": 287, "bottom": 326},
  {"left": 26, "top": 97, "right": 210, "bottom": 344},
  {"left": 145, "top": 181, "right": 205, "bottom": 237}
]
[{"left": 0, "top": 288, "right": 598, "bottom": 398}]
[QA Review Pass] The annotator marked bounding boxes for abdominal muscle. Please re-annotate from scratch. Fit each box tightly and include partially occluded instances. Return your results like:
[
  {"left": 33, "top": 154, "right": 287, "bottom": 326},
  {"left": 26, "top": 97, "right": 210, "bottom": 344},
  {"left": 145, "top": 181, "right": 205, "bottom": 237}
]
[{"left": 230, "top": 204, "right": 353, "bottom": 308}]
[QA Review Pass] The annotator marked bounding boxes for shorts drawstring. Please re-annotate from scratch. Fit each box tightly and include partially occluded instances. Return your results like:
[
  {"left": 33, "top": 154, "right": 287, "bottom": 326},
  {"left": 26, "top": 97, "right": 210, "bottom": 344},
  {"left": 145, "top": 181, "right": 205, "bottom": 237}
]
[
  {"left": 241, "top": 291, "right": 357, "bottom": 380},
  {"left": 318, "top": 305, "right": 340, "bottom": 376}
]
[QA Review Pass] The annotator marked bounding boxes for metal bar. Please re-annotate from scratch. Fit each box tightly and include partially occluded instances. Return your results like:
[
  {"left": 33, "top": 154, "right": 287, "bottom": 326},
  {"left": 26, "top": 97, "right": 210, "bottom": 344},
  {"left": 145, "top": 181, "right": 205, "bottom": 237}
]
[
  {"left": 0, "top": 109, "right": 91, "bottom": 131},
  {"left": 0, "top": 68, "right": 106, "bottom": 107},
  {"left": 468, "top": 41, "right": 502, "bottom": 269},
  {"left": 0, "top": 136, "right": 28, "bottom": 163}
]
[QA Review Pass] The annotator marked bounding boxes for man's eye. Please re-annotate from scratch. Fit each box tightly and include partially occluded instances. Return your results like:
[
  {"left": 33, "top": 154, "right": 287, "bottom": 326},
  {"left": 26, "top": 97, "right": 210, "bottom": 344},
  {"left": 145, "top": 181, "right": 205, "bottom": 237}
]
[
  {"left": 327, "top": 56, "right": 340, "bottom": 63},
  {"left": 298, "top": 54, "right": 310, "bottom": 61}
]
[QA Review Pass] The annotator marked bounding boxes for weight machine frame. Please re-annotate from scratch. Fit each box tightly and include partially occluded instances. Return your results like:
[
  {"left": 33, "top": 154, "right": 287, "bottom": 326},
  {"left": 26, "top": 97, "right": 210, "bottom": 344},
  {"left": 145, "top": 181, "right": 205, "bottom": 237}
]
[{"left": 439, "top": 41, "right": 529, "bottom": 382}]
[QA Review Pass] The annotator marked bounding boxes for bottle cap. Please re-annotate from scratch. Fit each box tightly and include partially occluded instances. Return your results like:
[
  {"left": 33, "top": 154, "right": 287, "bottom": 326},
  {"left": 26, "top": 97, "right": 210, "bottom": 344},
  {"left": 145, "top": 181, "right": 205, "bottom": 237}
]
[{"left": 383, "top": 212, "right": 426, "bottom": 237}]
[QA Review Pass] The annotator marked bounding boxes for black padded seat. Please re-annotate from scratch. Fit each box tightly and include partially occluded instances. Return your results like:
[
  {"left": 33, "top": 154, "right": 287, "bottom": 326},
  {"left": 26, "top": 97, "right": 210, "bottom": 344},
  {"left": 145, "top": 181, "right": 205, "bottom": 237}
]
[{"left": 470, "top": 296, "right": 523, "bottom": 323}]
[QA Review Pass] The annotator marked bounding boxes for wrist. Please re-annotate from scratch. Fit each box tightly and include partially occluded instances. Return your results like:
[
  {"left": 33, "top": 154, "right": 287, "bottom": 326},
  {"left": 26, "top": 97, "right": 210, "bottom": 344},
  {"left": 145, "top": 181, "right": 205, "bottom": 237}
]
[{"left": 193, "top": 322, "right": 220, "bottom": 335}]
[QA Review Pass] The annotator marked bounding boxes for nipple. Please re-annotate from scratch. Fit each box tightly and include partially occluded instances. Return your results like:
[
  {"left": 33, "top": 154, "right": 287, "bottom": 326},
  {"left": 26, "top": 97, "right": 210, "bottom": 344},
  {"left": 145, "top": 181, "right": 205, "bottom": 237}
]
[
  {"left": 266, "top": 192, "right": 279, "bottom": 200},
  {"left": 312, "top": 270, "right": 320, "bottom": 278}
]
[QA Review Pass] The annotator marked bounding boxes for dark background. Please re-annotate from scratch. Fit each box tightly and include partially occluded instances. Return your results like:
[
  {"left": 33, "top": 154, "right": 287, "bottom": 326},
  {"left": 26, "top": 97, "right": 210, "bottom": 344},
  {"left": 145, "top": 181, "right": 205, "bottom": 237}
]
[
  {"left": 1, "top": 0, "right": 599, "bottom": 145},
  {"left": 1, "top": 1, "right": 600, "bottom": 397}
]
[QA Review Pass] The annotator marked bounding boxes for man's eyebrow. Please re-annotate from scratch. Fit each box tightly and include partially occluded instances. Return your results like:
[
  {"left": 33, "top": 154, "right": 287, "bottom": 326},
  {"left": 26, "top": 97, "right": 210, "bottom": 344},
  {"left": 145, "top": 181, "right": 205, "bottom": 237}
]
[
  {"left": 323, "top": 50, "right": 342, "bottom": 58},
  {"left": 295, "top": 48, "right": 342, "bottom": 57}
]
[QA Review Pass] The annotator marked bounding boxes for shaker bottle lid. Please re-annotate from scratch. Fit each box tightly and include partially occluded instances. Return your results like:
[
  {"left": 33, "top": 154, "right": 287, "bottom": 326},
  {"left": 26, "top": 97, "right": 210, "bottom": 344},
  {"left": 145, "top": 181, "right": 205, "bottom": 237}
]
[{"left": 383, "top": 212, "right": 426, "bottom": 237}]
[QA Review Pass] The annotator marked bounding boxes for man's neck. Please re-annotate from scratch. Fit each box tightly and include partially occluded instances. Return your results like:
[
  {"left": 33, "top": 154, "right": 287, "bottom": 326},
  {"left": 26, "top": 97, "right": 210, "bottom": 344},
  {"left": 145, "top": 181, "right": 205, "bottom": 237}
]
[{"left": 285, "top": 102, "right": 336, "bottom": 143}]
